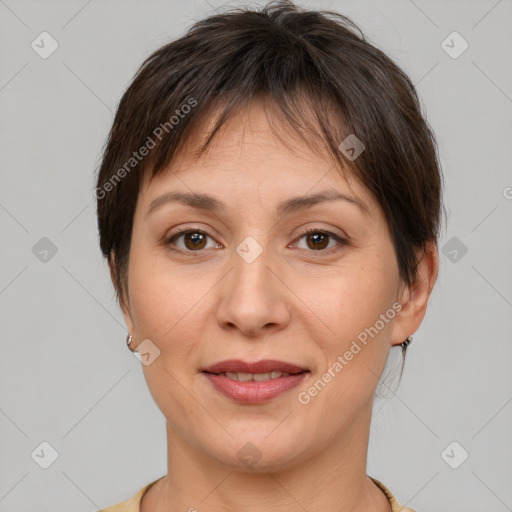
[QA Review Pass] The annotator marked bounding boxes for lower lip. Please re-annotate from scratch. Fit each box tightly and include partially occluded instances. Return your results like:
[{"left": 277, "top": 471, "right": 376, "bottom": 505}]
[{"left": 203, "top": 372, "right": 308, "bottom": 404}]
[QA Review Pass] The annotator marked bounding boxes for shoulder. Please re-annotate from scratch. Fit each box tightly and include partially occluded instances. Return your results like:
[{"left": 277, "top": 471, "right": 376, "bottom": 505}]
[
  {"left": 102, "top": 478, "right": 162, "bottom": 512},
  {"left": 370, "top": 477, "right": 418, "bottom": 512}
]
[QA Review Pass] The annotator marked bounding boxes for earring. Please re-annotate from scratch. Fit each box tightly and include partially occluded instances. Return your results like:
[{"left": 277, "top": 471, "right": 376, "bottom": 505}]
[
  {"left": 126, "top": 334, "right": 133, "bottom": 347},
  {"left": 401, "top": 336, "right": 413, "bottom": 350}
]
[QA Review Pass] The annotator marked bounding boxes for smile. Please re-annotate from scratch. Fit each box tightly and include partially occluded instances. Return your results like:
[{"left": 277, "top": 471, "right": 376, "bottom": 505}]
[
  {"left": 201, "top": 359, "right": 309, "bottom": 404},
  {"left": 222, "top": 371, "right": 292, "bottom": 381}
]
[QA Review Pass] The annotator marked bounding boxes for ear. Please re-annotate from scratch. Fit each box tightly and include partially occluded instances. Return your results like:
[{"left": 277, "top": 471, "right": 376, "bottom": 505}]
[
  {"left": 108, "top": 251, "right": 134, "bottom": 334},
  {"left": 391, "top": 241, "right": 439, "bottom": 346}
]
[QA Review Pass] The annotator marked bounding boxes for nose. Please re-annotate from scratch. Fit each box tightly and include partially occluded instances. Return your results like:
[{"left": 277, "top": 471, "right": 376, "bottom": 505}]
[{"left": 215, "top": 242, "right": 291, "bottom": 338}]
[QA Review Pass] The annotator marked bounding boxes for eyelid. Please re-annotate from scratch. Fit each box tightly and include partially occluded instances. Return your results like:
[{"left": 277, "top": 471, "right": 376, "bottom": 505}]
[
  {"left": 165, "top": 224, "right": 221, "bottom": 247},
  {"left": 291, "top": 226, "right": 348, "bottom": 253},
  {"left": 165, "top": 225, "right": 348, "bottom": 254}
]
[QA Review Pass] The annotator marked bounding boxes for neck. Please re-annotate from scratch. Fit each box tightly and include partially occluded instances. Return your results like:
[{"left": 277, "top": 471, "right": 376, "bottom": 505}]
[{"left": 141, "top": 403, "right": 391, "bottom": 512}]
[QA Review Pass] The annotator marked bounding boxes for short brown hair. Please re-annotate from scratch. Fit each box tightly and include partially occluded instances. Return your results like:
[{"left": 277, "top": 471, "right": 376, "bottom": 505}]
[{"left": 96, "top": 0, "right": 445, "bottom": 308}]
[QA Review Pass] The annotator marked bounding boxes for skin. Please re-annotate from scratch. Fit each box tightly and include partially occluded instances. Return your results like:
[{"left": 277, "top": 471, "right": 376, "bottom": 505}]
[{"left": 116, "top": 98, "right": 438, "bottom": 511}]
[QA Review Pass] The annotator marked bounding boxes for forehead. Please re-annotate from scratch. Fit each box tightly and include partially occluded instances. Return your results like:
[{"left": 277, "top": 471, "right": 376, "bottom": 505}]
[{"left": 141, "top": 98, "right": 371, "bottom": 204}]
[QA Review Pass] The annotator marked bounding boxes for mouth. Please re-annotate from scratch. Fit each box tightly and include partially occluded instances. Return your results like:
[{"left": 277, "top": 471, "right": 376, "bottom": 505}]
[
  {"left": 206, "top": 371, "right": 298, "bottom": 381},
  {"left": 202, "top": 359, "right": 308, "bottom": 375},
  {"left": 201, "top": 359, "right": 309, "bottom": 404}
]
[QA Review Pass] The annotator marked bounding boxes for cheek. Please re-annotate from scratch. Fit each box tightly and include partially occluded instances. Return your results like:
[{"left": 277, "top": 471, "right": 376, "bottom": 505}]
[
  {"left": 126, "top": 247, "right": 215, "bottom": 393},
  {"left": 127, "top": 246, "right": 204, "bottom": 339},
  {"left": 301, "top": 255, "right": 397, "bottom": 403},
  {"left": 304, "top": 259, "right": 395, "bottom": 343},
  {"left": 126, "top": 253, "right": 204, "bottom": 419}
]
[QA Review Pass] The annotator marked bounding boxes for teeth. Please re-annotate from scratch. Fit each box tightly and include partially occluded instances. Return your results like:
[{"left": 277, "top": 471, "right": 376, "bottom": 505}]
[
  {"left": 253, "top": 372, "right": 271, "bottom": 381},
  {"left": 223, "top": 372, "right": 290, "bottom": 381}
]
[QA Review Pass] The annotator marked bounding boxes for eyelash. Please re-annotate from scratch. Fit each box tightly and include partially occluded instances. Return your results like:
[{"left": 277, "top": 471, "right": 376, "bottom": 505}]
[{"left": 165, "top": 226, "right": 348, "bottom": 256}]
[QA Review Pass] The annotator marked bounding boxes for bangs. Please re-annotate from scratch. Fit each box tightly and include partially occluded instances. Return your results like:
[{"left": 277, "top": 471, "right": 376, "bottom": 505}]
[{"left": 144, "top": 89, "right": 359, "bottom": 188}]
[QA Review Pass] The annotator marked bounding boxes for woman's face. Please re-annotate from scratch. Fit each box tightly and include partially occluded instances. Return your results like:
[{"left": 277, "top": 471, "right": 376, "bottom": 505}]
[{"left": 121, "top": 100, "right": 431, "bottom": 471}]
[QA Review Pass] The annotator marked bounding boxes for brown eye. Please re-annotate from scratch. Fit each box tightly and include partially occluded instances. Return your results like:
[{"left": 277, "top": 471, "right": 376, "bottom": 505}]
[
  {"left": 295, "top": 229, "right": 347, "bottom": 253},
  {"left": 183, "top": 232, "right": 207, "bottom": 250},
  {"left": 305, "top": 232, "right": 329, "bottom": 250},
  {"left": 167, "top": 229, "right": 218, "bottom": 252}
]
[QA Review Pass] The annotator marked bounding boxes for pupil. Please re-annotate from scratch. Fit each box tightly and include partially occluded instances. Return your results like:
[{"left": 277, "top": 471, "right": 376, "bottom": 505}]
[
  {"left": 308, "top": 233, "right": 328, "bottom": 250},
  {"left": 186, "top": 232, "right": 206, "bottom": 250}
]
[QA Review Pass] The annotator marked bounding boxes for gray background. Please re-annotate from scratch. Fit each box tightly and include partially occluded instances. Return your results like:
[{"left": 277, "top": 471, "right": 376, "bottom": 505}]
[{"left": 1, "top": 0, "right": 511, "bottom": 510}]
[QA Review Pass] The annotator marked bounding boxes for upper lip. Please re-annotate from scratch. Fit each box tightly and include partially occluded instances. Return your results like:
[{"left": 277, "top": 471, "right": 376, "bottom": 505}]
[{"left": 202, "top": 359, "right": 308, "bottom": 374}]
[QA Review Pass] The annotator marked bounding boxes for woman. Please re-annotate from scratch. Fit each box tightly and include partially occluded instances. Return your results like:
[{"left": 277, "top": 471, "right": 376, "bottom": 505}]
[{"left": 96, "top": 1, "right": 442, "bottom": 510}]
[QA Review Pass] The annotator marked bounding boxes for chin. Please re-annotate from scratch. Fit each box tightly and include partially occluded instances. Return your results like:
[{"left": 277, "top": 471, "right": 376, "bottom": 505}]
[{"left": 201, "top": 431, "right": 307, "bottom": 473}]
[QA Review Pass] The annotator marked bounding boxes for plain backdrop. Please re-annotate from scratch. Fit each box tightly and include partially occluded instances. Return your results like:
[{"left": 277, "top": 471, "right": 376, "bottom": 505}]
[{"left": 1, "top": 0, "right": 511, "bottom": 511}]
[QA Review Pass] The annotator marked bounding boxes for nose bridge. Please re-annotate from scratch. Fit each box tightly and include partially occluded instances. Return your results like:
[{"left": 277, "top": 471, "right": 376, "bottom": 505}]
[
  {"left": 216, "top": 234, "right": 290, "bottom": 336},
  {"left": 234, "top": 235, "right": 272, "bottom": 294}
]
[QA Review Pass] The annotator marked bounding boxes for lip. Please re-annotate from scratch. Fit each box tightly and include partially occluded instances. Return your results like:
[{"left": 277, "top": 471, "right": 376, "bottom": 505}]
[
  {"left": 201, "top": 359, "right": 309, "bottom": 404},
  {"left": 202, "top": 359, "right": 307, "bottom": 374}
]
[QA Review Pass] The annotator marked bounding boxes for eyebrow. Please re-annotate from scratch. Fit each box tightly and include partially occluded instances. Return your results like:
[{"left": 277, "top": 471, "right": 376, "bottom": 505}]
[{"left": 146, "top": 189, "right": 370, "bottom": 218}]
